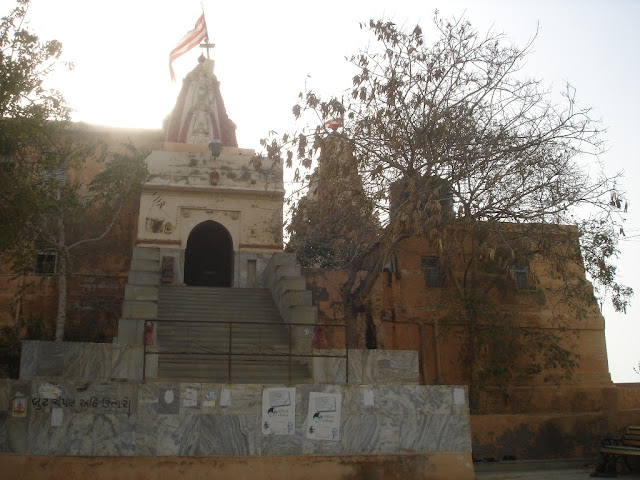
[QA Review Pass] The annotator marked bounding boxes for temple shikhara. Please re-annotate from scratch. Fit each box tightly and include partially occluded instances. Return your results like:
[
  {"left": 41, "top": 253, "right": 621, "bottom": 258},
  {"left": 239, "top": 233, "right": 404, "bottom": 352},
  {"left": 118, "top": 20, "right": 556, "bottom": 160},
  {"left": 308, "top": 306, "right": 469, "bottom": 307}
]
[{"left": 0, "top": 46, "right": 638, "bottom": 479}]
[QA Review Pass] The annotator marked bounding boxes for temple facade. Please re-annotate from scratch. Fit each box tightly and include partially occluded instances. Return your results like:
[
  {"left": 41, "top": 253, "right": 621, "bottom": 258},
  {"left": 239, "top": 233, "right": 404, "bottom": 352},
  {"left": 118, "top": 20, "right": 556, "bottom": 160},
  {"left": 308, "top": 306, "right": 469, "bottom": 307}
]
[{"left": 0, "top": 55, "right": 637, "bottom": 467}]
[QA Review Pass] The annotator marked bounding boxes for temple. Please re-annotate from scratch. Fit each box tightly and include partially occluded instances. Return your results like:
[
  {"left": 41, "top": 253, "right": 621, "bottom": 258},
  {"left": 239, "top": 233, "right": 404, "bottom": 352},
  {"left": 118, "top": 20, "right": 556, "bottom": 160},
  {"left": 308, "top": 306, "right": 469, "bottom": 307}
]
[{"left": 0, "top": 50, "right": 638, "bottom": 479}]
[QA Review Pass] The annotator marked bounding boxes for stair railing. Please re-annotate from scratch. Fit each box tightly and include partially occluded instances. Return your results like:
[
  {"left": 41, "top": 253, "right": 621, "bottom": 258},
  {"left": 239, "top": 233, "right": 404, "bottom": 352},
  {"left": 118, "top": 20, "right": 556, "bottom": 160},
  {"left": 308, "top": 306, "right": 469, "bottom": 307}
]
[{"left": 142, "top": 318, "right": 349, "bottom": 384}]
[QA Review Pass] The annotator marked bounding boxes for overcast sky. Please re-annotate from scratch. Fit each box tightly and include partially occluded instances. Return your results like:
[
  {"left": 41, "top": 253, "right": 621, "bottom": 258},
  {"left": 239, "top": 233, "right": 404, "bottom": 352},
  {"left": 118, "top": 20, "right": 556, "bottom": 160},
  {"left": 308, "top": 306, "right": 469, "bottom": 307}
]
[{"left": 17, "top": 0, "right": 640, "bottom": 381}]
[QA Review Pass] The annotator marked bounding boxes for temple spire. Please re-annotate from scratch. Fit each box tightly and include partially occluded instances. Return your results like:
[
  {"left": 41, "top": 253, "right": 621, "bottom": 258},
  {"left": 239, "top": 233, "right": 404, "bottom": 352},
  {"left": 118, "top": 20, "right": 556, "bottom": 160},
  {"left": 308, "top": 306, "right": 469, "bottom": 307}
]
[{"left": 164, "top": 56, "right": 238, "bottom": 147}]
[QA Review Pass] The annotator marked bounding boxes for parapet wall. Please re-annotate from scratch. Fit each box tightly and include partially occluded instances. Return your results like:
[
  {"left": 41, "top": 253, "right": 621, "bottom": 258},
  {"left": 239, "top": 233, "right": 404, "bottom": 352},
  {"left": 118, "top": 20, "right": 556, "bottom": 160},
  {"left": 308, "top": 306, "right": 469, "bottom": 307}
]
[{"left": 0, "top": 379, "right": 471, "bottom": 459}]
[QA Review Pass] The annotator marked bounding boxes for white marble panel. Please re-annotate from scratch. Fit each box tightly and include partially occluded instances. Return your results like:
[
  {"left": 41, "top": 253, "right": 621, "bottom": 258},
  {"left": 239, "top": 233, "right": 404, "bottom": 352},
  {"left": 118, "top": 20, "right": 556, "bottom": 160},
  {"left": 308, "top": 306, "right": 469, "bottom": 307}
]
[
  {"left": 375, "top": 385, "right": 418, "bottom": 417},
  {"left": 155, "top": 414, "right": 183, "bottom": 455},
  {"left": 49, "top": 412, "right": 94, "bottom": 455},
  {"left": 92, "top": 414, "right": 136, "bottom": 456}
]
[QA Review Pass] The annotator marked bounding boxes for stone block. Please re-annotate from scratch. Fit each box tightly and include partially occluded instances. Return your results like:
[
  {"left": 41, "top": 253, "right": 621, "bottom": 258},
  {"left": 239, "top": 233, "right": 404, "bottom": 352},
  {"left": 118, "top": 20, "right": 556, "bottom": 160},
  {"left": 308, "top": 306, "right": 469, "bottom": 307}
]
[
  {"left": 0, "top": 380, "right": 9, "bottom": 411},
  {"left": 111, "top": 345, "right": 144, "bottom": 381},
  {"left": 124, "top": 284, "right": 158, "bottom": 301},
  {"left": 128, "top": 270, "right": 161, "bottom": 285},
  {"left": 92, "top": 414, "right": 136, "bottom": 456},
  {"left": 273, "top": 264, "right": 301, "bottom": 283},
  {"left": 132, "top": 247, "right": 160, "bottom": 261},
  {"left": 115, "top": 318, "right": 145, "bottom": 345},
  {"left": 130, "top": 258, "right": 160, "bottom": 272},
  {"left": 144, "top": 346, "right": 159, "bottom": 380},
  {"left": 274, "top": 276, "right": 306, "bottom": 296},
  {"left": 49, "top": 412, "right": 94, "bottom": 455},
  {"left": 123, "top": 301, "right": 157, "bottom": 319},
  {"left": 18, "top": 342, "right": 39, "bottom": 379},
  {"left": 286, "top": 305, "right": 317, "bottom": 324},
  {"left": 155, "top": 414, "right": 183, "bottom": 455},
  {"left": 34, "top": 342, "right": 66, "bottom": 378},
  {"left": 282, "top": 289, "right": 312, "bottom": 307}
]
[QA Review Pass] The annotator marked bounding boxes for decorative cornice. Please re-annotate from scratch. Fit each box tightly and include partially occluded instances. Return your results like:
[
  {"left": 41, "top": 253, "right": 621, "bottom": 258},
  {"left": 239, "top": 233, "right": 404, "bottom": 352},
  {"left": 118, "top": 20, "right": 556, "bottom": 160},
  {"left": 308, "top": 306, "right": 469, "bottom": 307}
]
[
  {"left": 239, "top": 243, "right": 283, "bottom": 251},
  {"left": 136, "top": 239, "right": 181, "bottom": 246},
  {"left": 141, "top": 184, "right": 285, "bottom": 197}
]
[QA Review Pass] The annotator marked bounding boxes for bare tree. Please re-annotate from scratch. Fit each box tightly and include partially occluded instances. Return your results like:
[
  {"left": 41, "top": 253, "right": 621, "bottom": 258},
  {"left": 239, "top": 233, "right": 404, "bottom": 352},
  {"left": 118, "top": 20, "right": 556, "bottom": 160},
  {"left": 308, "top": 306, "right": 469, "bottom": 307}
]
[{"left": 264, "top": 16, "right": 631, "bottom": 409}]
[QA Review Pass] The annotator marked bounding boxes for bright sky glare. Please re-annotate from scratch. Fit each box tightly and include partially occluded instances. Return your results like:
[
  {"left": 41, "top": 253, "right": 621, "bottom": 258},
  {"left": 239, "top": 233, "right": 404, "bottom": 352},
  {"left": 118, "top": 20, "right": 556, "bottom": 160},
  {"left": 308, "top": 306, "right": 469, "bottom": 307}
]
[{"left": 16, "top": 0, "right": 640, "bottom": 382}]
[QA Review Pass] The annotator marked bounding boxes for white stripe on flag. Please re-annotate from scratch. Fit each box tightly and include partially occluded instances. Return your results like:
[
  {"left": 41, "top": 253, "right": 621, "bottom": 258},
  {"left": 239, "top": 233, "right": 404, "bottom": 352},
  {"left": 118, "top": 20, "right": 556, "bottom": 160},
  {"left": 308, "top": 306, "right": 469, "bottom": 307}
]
[{"left": 169, "top": 14, "right": 208, "bottom": 81}]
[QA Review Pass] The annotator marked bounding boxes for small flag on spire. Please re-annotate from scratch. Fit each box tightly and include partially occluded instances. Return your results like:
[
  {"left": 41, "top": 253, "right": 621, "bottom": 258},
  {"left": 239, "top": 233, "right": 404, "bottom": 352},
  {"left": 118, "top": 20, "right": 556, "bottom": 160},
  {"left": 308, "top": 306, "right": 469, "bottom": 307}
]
[
  {"left": 324, "top": 117, "right": 343, "bottom": 131},
  {"left": 169, "top": 14, "right": 208, "bottom": 81}
]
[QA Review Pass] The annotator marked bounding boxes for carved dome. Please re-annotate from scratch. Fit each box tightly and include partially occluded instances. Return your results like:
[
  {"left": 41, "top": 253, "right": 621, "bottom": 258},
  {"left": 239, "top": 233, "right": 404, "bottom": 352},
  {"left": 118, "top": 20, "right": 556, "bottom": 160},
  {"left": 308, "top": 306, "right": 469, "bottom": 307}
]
[{"left": 164, "top": 55, "right": 238, "bottom": 147}]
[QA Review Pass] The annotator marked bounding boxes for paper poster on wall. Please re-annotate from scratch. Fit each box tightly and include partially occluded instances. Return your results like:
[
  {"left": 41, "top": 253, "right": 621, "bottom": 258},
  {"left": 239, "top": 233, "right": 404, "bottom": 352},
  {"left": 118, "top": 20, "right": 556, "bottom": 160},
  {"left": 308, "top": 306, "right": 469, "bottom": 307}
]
[
  {"left": 203, "top": 390, "right": 216, "bottom": 407},
  {"left": 182, "top": 387, "right": 198, "bottom": 407},
  {"left": 262, "top": 387, "right": 296, "bottom": 435},
  {"left": 51, "top": 407, "right": 63, "bottom": 427},
  {"left": 453, "top": 388, "right": 465, "bottom": 405},
  {"left": 12, "top": 392, "right": 26, "bottom": 418},
  {"left": 363, "top": 388, "right": 374, "bottom": 407},
  {"left": 306, "top": 392, "right": 341, "bottom": 441},
  {"left": 220, "top": 388, "right": 232, "bottom": 407}
]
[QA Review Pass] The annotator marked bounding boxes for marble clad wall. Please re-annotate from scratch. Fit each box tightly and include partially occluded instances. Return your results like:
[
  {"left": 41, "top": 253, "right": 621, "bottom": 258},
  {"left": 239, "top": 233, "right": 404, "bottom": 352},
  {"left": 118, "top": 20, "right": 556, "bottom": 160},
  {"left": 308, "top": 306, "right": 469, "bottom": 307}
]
[
  {"left": 20, "top": 341, "right": 144, "bottom": 382},
  {"left": 313, "top": 349, "right": 420, "bottom": 385},
  {"left": 0, "top": 380, "right": 471, "bottom": 457}
]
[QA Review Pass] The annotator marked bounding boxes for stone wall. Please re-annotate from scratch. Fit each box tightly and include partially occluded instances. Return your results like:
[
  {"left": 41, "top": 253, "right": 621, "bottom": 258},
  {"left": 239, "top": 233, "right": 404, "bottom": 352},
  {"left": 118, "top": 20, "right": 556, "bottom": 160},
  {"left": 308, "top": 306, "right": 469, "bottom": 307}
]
[
  {"left": 0, "top": 379, "right": 471, "bottom": 459},
  {"left": 19, "top": 341, "right": 143, "bottom": 382}
]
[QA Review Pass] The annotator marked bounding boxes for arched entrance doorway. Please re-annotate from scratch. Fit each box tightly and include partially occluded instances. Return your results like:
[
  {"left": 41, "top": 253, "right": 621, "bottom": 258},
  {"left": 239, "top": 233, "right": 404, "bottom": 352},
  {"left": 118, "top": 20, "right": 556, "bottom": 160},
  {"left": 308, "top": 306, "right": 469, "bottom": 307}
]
[{"left": 184, "top": 221, "right": 233, "bottom": 287}]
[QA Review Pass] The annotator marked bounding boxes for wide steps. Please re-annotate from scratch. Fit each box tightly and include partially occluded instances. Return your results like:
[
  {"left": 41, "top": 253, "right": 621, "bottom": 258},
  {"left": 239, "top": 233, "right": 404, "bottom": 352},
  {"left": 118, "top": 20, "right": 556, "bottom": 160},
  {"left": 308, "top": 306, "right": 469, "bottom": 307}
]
[
  {"left": 157, "top": 355, "right": 311, "bottom": 383},
  {"left": 155, "top": 285, "right": 310, "bottom": 383}
]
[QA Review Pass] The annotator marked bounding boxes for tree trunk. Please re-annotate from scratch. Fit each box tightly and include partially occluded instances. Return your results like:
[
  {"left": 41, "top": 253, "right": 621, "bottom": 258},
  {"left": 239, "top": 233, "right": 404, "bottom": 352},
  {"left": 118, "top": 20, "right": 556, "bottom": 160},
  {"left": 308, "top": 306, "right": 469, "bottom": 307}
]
[
  {"left": 55, "top": 254, "right": 66, "bottom": 341},
  {"left": 54, "top": 212, "right": 66, "bottom": 341}
]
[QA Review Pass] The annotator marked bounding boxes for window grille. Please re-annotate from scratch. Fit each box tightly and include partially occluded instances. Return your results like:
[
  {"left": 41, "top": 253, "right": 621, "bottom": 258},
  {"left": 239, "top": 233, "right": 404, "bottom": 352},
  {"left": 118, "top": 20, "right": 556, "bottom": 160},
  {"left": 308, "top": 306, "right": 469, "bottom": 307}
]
[
  {"left": 513, "top": 268, "right": 529, "bottom": 291},
  {"left": 34, "top": 250, "right": 57, "bottom": 276},
  {"left": 44, "top": 168, "right": 66, "bottom": 185},
  {"left": 421, "top": 257, "right": 440, "bottom": 288}
]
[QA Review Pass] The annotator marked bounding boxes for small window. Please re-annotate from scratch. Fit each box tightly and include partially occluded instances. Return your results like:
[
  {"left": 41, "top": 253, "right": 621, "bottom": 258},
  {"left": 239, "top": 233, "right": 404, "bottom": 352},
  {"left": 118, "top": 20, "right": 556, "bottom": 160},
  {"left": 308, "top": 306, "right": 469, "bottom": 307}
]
[
  {"left": 513, "top": 268, "right": 529, "bottom": 291},
  {"left": 421, "top": 257, "right": 440, "bottom": 288},
  {"left": 44, "top": 168, "right": 66, "bottom": 185},
  {"left": 35, "top": 250, "right": 57, "bottom": 276}
]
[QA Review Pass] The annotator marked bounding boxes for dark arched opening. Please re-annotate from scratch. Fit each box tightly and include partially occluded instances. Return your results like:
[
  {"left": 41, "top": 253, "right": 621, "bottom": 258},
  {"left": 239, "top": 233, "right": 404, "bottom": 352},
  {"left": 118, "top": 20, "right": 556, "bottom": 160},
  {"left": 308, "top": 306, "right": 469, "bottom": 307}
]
[{"left": 184, "top": 221, "right": 233, "bottom": 287}]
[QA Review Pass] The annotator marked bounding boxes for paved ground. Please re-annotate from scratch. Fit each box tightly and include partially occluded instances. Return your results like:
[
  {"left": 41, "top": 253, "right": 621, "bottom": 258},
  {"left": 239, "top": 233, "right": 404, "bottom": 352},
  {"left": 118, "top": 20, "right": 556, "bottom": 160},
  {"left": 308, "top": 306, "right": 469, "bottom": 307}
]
[{"left": 475, "top": 466, "right": 640, "bottom": 480}]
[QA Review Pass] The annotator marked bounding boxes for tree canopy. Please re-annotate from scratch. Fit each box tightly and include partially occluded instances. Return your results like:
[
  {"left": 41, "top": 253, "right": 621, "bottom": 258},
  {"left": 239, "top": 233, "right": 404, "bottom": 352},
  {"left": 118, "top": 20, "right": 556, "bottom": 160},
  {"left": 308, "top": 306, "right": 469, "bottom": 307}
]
[{"left": 264, "top": 16, "right": 631, "bottom": 409}]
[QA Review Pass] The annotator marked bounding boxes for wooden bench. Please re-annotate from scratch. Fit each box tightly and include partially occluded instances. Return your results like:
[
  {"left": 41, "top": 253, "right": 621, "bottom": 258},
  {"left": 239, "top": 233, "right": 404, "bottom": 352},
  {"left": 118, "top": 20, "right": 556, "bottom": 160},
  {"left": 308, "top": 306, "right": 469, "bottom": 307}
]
[{"left": 592, "top": 426, "right": 640, "bottom": 477}]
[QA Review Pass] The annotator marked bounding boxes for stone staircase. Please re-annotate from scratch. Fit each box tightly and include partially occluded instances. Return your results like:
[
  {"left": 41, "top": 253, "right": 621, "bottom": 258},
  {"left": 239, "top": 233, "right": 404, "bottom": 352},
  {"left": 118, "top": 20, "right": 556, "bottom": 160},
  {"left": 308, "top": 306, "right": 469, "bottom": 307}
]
[{"left": 154, "top": 286, "right": 312, "bottom": 383}]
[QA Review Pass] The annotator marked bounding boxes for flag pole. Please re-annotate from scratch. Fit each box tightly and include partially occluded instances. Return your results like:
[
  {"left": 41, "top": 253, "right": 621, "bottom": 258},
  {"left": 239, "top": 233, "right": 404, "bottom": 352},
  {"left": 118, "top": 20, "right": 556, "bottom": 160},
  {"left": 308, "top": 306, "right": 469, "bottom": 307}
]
[{"left": 201, "top": 2, "right": 210, "bottom": 59}]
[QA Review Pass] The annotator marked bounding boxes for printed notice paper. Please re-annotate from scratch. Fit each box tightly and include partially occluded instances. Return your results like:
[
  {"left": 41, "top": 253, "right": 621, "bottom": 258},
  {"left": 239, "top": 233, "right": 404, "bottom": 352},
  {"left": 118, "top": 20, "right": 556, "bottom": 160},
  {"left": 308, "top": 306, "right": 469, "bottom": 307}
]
[
  {"left": 220, "top": 388, "right": 231, "bottom": 407},
  {"left": 306, "top": 392, "right": 341, "bottom": 441},
  {"left": 51, "top": 407, "right": 63, "bottom": 427},
  {"left": 262, "top": 387, "right": 296, "bottom": 435},
  {"left": 453, "top": 388, "right": 465, "bottom": 405}
]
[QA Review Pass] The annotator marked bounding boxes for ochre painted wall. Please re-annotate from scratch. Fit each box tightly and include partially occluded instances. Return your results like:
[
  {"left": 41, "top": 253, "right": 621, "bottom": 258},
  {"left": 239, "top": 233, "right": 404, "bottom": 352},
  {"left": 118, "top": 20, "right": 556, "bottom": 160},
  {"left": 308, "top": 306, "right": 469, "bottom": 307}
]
[
  {"left": 0, "top": 126, "right": 164, "bottom": 342},
  {"left": 302, "top": 236, "right": 640, "bottom": 460},
  {"left": 0, "top": 452, "right": 475, "bottom": 480}
]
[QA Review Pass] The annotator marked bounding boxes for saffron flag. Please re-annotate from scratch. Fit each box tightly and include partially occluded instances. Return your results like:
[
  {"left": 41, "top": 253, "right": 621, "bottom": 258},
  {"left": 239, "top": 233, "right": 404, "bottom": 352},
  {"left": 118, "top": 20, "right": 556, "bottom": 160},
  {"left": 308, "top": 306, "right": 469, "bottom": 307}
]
[
  {"left": 169, "top": 14, "right": 208, "bottom": 81},
  {"left": 324, "top": 117, "right": 343, "bottom": 131}
]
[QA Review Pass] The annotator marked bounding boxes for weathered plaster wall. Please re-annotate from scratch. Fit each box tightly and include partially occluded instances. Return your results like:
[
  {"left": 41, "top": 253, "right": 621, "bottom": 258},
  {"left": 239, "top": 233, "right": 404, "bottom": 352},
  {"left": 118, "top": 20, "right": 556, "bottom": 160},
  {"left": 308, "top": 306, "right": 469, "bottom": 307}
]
[
  {"left": 137, "top": 147, "right": 284, "bottom": 252},
  {"left": 300, "top": 236, "right": 640, "bottom": 460},
  {"left": 0, "top": 127, "right": 164, "bottom": 344}
]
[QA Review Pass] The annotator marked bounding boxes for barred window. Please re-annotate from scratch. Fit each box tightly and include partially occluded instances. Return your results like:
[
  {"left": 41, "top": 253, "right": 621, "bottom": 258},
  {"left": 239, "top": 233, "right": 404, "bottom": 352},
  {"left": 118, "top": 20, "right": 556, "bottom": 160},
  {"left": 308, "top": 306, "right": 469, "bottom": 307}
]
[
  {"left": 421, "top": 257, "right": 440, "bottom": 288},
  {"left": 44, "top": 167, "right": 66, "bottom": 185},
  {"left": 35, "top": 249, "right": 57, "bottom": 276},
  {"left": 513, "top": 268, "right": 529, "bottom": 291}
]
